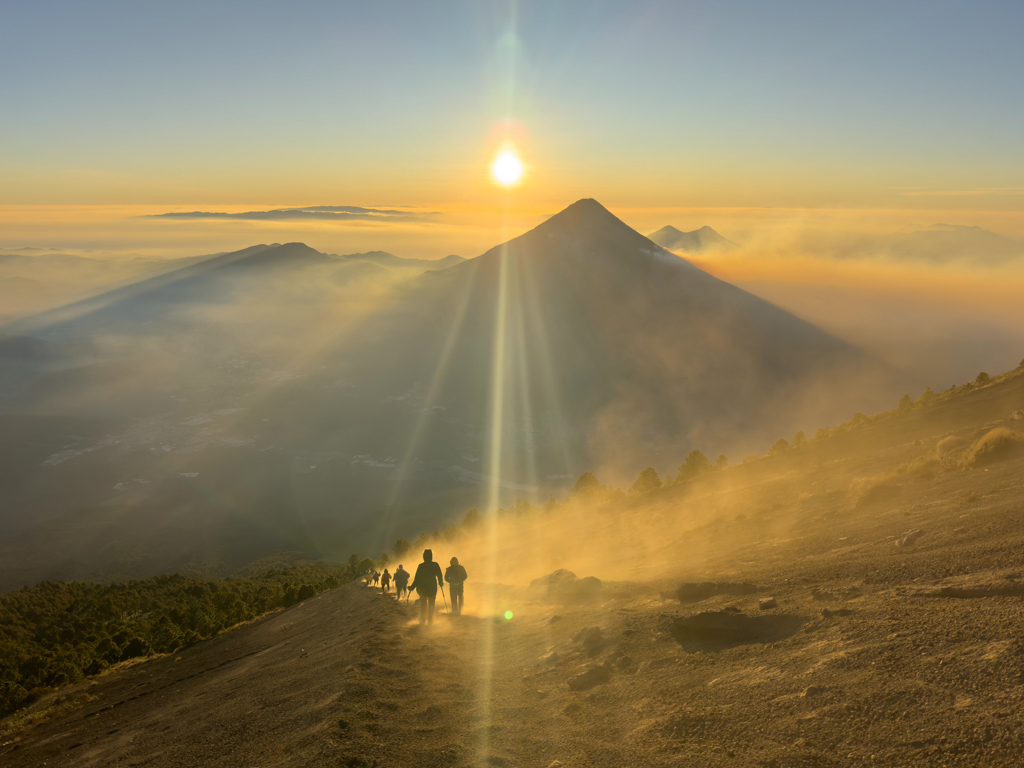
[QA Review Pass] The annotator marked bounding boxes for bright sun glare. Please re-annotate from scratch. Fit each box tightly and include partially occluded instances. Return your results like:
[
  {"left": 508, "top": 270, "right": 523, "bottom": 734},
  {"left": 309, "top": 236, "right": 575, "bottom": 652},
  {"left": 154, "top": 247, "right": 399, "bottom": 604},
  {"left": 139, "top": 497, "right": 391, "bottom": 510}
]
[{"left": 492, "top": 151, "right": 523, "bottom": 186}]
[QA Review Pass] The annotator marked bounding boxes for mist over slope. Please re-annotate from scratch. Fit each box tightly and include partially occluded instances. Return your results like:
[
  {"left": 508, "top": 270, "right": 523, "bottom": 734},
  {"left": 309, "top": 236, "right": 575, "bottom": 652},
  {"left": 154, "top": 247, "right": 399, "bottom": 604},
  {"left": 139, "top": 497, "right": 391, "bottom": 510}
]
[{"left": 0, "top": 200, "right": 906, "bottom": 588}]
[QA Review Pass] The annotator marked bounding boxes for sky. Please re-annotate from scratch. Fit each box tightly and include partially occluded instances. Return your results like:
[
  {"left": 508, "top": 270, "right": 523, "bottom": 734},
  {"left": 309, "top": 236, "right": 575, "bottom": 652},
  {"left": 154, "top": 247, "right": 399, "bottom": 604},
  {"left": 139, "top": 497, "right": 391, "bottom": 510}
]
[
  {"left": 2, "top": 1, "right": 1023, "bottom": 387},
  {"left": 2, "top": 0, "right": 1023, "bottom": 212}
]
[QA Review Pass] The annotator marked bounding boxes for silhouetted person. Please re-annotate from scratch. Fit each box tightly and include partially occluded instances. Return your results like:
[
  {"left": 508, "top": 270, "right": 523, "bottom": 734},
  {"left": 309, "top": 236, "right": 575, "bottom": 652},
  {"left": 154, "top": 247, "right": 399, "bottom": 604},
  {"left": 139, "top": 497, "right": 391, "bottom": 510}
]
[
  {"left": 410, "top": 549, "right": 444, "bottom": 625},
  {"left": 381, "top": 568, "right": 391, "bottom": 593},
  {"left": 445, "top": 556, "right": 468, "bottom": 616},
  {"left": 394, "top": 564, "right": 409, "bottom": 599},
  {"left": 372, "top": 570, "right": 380, "bottom": 586}
]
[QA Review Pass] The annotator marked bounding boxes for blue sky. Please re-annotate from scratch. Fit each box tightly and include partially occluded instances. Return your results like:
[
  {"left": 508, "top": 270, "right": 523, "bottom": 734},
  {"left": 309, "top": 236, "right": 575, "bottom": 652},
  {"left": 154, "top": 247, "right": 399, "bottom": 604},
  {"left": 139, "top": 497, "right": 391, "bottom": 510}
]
[{"left": 2, "top": 0, "right": 1022, "bottom": 207}]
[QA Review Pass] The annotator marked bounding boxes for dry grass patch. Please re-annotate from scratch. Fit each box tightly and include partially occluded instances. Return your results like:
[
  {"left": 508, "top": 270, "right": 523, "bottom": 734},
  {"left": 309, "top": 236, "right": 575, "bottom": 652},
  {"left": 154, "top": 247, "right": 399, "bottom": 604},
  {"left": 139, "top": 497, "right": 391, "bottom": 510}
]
[
  {"left": 0, "top": 691, "right": 94, "bottom": 741},
  {"left": 961, "top": 428, "right": 1023, "bottom": 469}
]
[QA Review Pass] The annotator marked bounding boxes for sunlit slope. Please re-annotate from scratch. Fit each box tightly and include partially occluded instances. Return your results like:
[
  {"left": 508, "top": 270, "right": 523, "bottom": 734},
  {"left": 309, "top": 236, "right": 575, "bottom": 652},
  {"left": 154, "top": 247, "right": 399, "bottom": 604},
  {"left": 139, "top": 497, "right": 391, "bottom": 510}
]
[
  {"left": 5, "top": 370, "right": 1024, "bottom": 767},
  {"left": 0, "top": 200, "right": 905, "bottom": 588},
  {"left": 434, "top": 363, "right": 1024, "bottom": 589},
  {"left": 311, "top": 199, "right": 902, "bottom": 484}
]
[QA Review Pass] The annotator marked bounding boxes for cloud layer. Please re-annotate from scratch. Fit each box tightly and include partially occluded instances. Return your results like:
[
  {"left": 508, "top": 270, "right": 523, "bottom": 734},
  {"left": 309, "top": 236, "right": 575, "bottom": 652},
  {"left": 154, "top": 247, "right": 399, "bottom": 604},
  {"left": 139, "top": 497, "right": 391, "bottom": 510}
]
[{"left": 145, "top": 206, "right": 434, "bottom": 223}]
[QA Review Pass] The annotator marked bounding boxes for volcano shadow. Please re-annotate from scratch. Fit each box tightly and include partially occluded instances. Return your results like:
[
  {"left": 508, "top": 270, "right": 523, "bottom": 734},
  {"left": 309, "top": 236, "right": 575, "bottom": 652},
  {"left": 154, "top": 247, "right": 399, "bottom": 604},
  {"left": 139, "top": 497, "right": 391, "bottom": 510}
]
[{"left": 671, "top": 611, "right": 806, "bottom": 652}]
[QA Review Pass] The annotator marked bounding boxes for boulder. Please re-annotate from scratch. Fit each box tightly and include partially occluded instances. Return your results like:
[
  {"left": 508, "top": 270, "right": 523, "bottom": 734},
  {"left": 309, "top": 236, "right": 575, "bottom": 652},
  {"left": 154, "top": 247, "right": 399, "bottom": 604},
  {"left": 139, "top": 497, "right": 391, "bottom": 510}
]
[
  {"left": 528, "top": 569, "right": 603, "bottom": 604},
  {"left": 570, "top": 626, "right": 606, "bottom": 654},
  {"left": 568, "top": 664, "right": 611, "bottom": 691}
]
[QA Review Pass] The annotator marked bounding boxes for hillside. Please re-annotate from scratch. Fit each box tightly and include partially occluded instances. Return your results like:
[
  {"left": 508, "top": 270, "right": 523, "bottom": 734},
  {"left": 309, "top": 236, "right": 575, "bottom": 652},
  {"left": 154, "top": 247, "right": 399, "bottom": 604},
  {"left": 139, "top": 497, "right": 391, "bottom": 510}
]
[
  {"left": 3, "top": 365, "right": 1023, "bottom": 766},
  {"left": 0, "top": 200, "right": 906, "bottom": 589},
  {"left": 648, "top": 224, "right": 738, "bottom": 252}
]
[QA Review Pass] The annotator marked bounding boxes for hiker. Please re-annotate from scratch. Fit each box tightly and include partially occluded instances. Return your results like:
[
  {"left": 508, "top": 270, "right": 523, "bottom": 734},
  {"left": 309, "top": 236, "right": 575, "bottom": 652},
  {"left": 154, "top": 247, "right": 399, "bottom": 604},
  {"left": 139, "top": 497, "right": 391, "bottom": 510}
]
[
  {"left": 381, "top": 568, "right": 392, "bottom": 593},
  {"left": 409, "top": 549, "right": 444, "bottom": 625},
  {"left": 445, "top": 556, "right": 468, "bottom": 616},
  {"left": 372, "top": 571, "right": 380, "bottom": 587},
  {"left": 394, "top": 564, "right": 409, "bottom": 599}
]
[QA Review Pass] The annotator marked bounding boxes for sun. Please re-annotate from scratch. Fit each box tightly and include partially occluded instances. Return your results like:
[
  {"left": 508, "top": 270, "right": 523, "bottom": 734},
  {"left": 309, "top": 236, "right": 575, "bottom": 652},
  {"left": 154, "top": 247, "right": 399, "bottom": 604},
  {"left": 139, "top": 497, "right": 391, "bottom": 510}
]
[{"left": 492, "top": 150, "right": 523, "bottom": 186}]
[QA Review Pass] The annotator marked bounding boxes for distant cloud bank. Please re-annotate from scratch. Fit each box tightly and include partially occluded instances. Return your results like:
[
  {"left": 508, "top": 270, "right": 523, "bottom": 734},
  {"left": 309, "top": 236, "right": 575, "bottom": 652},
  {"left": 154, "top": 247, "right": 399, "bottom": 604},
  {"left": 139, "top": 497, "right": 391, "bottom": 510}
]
[{"left": 144, "top": 205, "right": 435, "bottom": 223}]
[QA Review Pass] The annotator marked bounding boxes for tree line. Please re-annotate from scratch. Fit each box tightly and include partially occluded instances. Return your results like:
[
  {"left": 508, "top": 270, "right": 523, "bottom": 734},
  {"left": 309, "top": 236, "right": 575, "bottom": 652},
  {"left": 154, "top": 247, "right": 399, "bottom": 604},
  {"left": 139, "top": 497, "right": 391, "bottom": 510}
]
[{"left": 0, "top": 562, "right": 354, "bottom": 719}]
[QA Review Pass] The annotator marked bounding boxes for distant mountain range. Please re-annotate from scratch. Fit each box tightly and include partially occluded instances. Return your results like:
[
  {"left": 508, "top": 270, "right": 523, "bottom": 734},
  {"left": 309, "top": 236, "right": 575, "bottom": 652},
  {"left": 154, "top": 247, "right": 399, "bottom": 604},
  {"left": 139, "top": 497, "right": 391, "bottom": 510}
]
[
  {"left": 0, "top": 200, "right": 905, "bottom": 589},
  {"left": 647, "top": 225, "right": 738, "bottom": 252}
]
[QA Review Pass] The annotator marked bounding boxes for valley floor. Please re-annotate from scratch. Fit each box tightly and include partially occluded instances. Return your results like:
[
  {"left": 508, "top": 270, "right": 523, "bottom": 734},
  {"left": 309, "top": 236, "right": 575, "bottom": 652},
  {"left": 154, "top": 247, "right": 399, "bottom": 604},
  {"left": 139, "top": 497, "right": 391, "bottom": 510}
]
[{"left": 4, "top": 445, "right": 1024, "bottom": 768}]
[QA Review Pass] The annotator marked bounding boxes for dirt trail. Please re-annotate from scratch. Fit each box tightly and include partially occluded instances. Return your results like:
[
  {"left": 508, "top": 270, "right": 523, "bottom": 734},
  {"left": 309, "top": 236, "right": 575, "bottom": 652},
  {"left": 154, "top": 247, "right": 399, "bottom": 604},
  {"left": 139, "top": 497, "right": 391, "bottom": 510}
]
[{"left": 5, "top": 444, "right": 1024, "bottom": 766}]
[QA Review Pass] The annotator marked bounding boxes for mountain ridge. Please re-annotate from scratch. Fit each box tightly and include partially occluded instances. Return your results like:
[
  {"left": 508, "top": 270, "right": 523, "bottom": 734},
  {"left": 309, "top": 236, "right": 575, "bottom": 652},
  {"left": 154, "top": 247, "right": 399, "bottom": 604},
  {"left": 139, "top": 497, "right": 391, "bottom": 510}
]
[{"left": 648, "top": 224, "right": 739, "bottom": 252}]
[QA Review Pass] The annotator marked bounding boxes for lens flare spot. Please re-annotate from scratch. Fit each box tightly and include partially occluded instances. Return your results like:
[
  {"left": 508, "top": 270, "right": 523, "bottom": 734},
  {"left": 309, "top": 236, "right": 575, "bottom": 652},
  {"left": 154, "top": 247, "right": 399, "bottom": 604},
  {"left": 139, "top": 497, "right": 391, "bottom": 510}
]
[
  {"left": 492, "top": 152, "right": 523, "bottom": 186},
  {"left": 504, "top": 610, "right": 514, "bottom": 620}
]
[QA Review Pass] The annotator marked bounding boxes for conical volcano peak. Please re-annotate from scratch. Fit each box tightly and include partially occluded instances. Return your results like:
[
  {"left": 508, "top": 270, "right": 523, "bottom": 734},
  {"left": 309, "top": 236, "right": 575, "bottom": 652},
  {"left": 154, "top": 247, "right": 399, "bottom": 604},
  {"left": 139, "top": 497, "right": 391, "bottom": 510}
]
[{"left": 532, "top": 198, "right": 637, "bottom": 239}]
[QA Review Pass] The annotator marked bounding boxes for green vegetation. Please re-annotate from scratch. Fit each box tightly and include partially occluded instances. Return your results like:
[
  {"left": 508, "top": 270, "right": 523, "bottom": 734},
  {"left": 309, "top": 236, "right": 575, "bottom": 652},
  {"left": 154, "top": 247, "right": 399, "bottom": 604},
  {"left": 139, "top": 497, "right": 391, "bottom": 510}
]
[{"left": 0, "top": 561, "right": 353, "bottom": 719}]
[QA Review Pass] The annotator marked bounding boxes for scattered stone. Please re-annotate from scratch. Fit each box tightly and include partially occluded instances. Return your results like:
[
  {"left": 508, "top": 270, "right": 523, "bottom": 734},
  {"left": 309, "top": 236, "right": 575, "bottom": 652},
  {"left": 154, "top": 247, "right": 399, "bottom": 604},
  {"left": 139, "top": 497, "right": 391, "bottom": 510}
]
[
  {"left": 543, "top": 651, "right": 561, "bottom": 665},
  {"left": 528, "top": 570, "right": 603, "bottom": 604},
  {"left": 812, "top": 586, "right": 861, "bottom": 602},
  {"left": 570, "top": 626, "right": 606, "bottom": 654},
  {"left": 568, "top": 664, "right": 611, "bottom": 691},
  {"left": 759, "top": 597, "right": 778, "bottom": 610},
  {"left": 896, "top": 529, "right": 924, "bottom": 548},
  {"left": 675, "top": 581, "right": 757, "bottom": 603},
  {"left": 615, "top": 655, "right": 634, "bottom": 670},
  {"left": 647, "top": 657, "right": 676, "bottom": 671},
  {"left": 548, "top": 615, "right": 562, "bottom": 624},
  {"left": 821, "top": 608, "right": 854, "bottom": 618},
  {"left": 548, "top": 762, "right": 563, "bottom": 768},
  {"left": 802, "top": 685, "right": 826, "bottom": 697}
]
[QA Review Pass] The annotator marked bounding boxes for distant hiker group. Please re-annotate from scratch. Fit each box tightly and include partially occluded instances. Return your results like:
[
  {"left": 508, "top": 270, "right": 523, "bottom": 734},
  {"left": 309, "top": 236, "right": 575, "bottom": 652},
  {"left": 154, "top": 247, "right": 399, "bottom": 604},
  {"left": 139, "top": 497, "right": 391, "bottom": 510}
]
[{"left": 368, "top": 549, "right": 468, "bottom": 625}]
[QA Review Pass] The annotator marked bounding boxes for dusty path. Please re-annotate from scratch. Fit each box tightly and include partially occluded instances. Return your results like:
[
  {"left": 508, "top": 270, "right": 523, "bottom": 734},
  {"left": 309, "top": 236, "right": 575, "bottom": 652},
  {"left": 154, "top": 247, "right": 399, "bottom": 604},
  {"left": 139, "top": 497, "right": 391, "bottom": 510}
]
[{"left": 5, "top": 453, "right": 1024, "bottom": 766}]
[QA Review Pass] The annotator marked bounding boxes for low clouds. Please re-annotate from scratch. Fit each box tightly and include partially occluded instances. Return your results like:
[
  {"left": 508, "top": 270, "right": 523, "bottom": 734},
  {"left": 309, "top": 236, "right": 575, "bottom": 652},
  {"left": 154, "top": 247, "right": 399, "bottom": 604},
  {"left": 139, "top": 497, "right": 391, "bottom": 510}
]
[{"left": 145, "top": 205, "right": 436, "bottom": 223}]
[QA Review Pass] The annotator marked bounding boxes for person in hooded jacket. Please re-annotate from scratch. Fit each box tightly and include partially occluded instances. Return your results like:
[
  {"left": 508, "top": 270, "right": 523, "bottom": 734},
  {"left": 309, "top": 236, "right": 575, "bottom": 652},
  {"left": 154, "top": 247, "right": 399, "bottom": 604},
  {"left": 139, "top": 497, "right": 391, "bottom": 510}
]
[
  {"left": 409, "top": 549, "right": 444, "bottom": 625},
  {"left": 445, "top": 557, "right": 468, "bottom": 616},
  {"left": 393, "top": 564, "right": 410, "bottom": 599}
]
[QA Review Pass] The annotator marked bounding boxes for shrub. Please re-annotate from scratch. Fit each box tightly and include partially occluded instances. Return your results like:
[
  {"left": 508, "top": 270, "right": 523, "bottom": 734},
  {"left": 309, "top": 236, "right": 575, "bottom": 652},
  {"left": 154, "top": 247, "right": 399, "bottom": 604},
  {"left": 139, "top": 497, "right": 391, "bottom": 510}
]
[
  {"left": 793, "top": 431, "right": 807, "bottom": 447},
  {"left": 767, "top": 438, "right": 790, "bottom": 456},
  {"left": 573, "top": 472, "right": 600, "bottom": 494},
  {"left": 897, "top": 394, "right": 914, "bottom": 414},
  {"left": 629, "top": 467, "right": 662, "bottom": 494},
  {"left": 462, "top": 509, "right": 481, "bottom": 529},
  {"left": 961, "top": 428, "right": 1023, "bottom": 468},
  {"left": 714, "top": 454, "right": 729, "bottom": 470},
  {"left": 917, "top": 387, "right": 935, "bottom": 407},
  {"left": 976, "top": 371, "right": 992, "bottom": 385},
  {"left": 937, "top": 435, "right": 970, "bottom": 465},
  {"left": 393, "top": 539, "right": 411, "bottom": 558},
  {"left": 676, "top": 450, "right": 711, "bottom": 483}
]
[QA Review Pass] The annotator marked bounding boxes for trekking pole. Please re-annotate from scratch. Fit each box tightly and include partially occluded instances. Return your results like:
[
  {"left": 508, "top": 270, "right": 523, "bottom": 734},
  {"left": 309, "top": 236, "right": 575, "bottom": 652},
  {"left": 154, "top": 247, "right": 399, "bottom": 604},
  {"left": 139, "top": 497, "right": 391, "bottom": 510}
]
[{"left": 440, "top": 584, "right": 449, "bottom": 614}]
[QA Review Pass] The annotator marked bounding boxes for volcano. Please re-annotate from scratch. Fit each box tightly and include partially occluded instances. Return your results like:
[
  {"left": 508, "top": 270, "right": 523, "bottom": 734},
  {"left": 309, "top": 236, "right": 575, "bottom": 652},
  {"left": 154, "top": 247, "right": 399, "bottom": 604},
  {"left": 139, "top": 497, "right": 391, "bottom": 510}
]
[{"left": 0, "top": 199, "right": 905, "bottom": 585}]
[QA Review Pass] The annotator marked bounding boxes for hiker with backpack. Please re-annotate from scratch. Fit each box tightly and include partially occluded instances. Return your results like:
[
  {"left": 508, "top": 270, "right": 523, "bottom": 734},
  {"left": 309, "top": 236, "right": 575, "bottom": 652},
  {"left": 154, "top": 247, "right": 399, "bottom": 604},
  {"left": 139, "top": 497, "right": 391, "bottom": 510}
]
[
  {"left": 381, "top": 568, "right": 392, "bottom": 593},
  {"left": 393, "top": 564, "right": 410, "bottom": 599},
  {"left": 445, "top": 556, "right": 468, "bottom": 616},
  {"left": 409, "top": 549, "right": 444, "bottom": 625}
]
